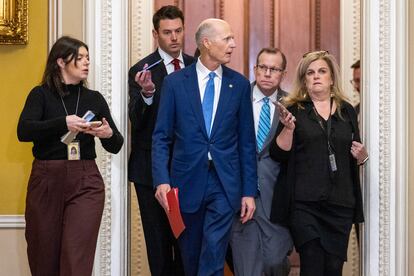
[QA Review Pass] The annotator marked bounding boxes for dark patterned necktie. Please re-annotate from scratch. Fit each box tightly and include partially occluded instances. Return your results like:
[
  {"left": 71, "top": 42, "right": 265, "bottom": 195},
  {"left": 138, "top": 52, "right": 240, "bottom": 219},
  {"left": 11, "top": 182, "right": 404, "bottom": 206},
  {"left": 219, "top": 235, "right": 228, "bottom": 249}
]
[{"left": 171, "top": 58, "right": 181, "bottom": 71}]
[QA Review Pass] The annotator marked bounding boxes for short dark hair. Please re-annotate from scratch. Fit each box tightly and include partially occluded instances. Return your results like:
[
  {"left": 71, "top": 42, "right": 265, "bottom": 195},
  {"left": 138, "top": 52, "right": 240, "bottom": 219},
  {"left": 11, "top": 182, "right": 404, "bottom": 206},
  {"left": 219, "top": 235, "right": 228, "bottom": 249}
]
[
  {"left": 351, "top": 60, "right": 360, "bottom": 69},
  {"left": 42, "top": 36, "right": 88, "bottom": 97},
  {"left": 256, "top": 47, "right": 287, "bottom": 70},
  {"left": 152, "top": 5, "right": 184, "bottom": 31}
]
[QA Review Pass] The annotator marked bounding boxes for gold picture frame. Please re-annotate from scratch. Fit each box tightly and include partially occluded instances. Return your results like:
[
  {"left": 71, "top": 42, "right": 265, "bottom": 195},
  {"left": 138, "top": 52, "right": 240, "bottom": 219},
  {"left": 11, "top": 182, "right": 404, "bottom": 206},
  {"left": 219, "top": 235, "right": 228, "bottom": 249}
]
[{"left": 0, "top": 0, "right": 28, "bottom": 44}]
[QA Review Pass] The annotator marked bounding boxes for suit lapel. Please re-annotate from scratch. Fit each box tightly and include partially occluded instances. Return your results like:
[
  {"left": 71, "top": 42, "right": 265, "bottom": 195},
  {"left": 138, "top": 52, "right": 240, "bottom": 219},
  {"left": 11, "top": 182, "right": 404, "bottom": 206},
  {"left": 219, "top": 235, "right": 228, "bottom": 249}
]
[
  {"left": 259, "top": 105, "right": 279, "bottom": 155},
  {"left": 183, "top": 65, "right": 208, "bottom": 138},
  {"left": 150, "top": 51, "right": 168, "bottom": 105},
  {"left": 151, "top": 50, "right": 168, "bottom": 77},
  {"left": 210, "top": 67, "right": 234, "bottom": 138}
]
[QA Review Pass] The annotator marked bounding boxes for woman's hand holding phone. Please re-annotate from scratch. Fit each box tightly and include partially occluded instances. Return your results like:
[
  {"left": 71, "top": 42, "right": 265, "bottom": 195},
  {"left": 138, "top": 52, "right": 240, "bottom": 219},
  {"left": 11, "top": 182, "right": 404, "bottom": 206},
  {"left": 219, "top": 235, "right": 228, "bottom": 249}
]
[
  {"left": 274, "top": 100, "right": 296, "bottom": 130},
  {"left": 88, "top": 121, "right": 103, "bottom": 128}
]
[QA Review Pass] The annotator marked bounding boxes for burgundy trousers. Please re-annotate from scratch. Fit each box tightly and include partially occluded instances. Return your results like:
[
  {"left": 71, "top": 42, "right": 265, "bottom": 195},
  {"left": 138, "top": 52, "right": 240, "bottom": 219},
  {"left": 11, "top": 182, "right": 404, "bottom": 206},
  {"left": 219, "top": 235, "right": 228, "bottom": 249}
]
[{"left": 25, "top": 159, "right": 105, "bottom": 276}]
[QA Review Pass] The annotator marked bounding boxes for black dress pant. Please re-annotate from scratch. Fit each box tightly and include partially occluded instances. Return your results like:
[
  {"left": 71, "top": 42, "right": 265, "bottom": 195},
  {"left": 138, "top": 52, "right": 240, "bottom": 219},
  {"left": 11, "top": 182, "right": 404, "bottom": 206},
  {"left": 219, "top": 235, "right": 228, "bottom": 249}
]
[
  {"left": 134, "top": 183, "right": 184, "bottom": 276},
  {"left": 25, "top": 160, "right": 105, "bottom": 276},
  {"left": 298, "top": 239, "right": 344, "bottom": 276}
]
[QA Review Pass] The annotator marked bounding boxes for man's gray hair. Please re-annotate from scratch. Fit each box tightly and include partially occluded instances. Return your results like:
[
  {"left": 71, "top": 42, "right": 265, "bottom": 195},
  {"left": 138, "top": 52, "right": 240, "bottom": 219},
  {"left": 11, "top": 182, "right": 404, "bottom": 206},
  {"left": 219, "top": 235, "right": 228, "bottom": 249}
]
[{"left": 195, "top": 18, "right": 223, "bottom": 48}]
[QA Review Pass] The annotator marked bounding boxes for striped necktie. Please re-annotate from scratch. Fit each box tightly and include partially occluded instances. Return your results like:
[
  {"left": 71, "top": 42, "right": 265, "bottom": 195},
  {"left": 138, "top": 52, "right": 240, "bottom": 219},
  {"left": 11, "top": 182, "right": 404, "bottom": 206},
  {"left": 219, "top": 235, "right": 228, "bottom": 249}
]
[{"left": 257, "top": 97, "right": 271, "bottom": 151}]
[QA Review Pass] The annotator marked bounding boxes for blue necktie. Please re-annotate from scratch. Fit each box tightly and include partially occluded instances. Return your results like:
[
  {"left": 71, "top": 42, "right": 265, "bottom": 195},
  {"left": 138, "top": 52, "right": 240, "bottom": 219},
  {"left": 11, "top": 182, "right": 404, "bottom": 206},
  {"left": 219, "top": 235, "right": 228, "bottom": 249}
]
[
  {"left": 203, "top": 72, "right": 216, "bottom": 137},
  {"left": 257, "top": 97, "right": 271, "bottom": 151}
]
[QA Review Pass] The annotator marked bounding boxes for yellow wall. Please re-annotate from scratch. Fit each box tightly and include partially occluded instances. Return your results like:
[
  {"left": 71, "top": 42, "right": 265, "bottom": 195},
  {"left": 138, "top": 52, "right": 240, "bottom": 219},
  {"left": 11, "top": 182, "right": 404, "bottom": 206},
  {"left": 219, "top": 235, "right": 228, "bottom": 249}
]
[{"left": 0, "top": 1, "right": 48, "bottom": 214}]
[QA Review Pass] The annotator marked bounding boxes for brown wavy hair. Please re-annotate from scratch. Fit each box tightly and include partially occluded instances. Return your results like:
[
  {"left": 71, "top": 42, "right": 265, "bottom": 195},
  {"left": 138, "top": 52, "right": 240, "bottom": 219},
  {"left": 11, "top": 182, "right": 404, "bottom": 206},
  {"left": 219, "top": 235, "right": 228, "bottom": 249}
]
[{"left": 42, "top": 36, "right": 88, "bottom": 97}]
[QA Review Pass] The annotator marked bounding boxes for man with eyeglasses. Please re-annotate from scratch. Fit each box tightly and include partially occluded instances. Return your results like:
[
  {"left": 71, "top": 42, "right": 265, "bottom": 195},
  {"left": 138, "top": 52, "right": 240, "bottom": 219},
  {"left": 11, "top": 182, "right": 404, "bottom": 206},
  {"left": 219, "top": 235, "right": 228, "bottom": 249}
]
[
  {"left": 230, "top": 47, "right": 293, "bottom": 276},
  {"left": 350, "top": 60, "right": 361, "bottom": 115}
]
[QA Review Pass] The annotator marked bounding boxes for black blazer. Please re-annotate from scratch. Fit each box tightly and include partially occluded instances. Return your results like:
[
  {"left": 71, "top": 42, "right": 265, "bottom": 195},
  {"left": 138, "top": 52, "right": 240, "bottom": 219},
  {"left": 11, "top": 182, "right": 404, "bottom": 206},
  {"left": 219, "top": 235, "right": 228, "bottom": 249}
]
[
  {"left": 269, "top": 100, "right": 364, "bottom": 225},
  {"left": 128, "top": 50, "right": 195, "bottom": 186}
]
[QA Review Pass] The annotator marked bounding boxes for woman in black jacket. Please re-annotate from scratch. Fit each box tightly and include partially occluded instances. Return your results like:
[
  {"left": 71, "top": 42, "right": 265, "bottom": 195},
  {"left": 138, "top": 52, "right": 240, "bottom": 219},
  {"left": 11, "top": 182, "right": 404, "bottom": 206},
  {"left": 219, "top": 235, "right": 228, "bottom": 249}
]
[
  {"left": 270, "top": 51, "right": 368, "bottom": 276},
  {"left": 17, "top": 36, "right": 123, "bottom": 276}
]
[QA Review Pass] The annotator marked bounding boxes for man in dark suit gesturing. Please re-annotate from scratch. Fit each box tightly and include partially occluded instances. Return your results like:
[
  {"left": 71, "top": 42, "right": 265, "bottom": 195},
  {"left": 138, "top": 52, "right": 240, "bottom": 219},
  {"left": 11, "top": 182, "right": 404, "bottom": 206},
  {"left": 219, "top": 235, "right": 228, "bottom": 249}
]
[
  {"left": 128, "top": 5, "right": 194, "bottom": 276},
  {"left": 230, "top": 48, "right": 293, "bottom": 276},
  {"left": 152, "top": 18, "right": 257, "bottom": 276}
]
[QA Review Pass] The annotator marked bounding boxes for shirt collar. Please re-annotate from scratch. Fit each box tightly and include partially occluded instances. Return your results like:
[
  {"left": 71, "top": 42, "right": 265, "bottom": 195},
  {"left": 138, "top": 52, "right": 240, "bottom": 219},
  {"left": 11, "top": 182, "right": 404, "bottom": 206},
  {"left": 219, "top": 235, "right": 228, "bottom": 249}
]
[
  {"left": 157, "top": 47, "right": 184, "bottom": 66},
  {"left": 196, "top": 58, "right": 223, "bottom": 80},
  {"left": 252, "top": 84, "right": 279, "bottom": 104}
]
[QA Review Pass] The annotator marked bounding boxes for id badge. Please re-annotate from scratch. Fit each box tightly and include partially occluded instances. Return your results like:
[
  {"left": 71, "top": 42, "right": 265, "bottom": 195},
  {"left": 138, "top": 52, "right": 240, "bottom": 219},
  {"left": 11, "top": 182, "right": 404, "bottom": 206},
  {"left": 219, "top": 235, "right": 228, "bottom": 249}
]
[
  {"left": 329, "top": 153, "right": 337, "bottom": 172},
  {"left": 68, "top": 140, "right": 80, "bottom": 160}
]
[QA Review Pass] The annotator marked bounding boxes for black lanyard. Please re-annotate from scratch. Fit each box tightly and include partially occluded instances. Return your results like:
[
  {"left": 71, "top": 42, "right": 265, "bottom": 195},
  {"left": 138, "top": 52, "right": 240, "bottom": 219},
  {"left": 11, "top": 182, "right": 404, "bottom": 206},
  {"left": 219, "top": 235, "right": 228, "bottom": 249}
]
[{"left": 312, "top": 98, "right": 334, "bottom": 154}]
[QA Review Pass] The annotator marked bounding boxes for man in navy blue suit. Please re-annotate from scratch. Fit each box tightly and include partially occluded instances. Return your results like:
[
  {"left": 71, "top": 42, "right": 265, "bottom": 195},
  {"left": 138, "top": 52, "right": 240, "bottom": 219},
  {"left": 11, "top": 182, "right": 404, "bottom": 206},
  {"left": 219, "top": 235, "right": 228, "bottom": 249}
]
[{"left": 152, "top": 18, "right": 258, "bottom": 276}]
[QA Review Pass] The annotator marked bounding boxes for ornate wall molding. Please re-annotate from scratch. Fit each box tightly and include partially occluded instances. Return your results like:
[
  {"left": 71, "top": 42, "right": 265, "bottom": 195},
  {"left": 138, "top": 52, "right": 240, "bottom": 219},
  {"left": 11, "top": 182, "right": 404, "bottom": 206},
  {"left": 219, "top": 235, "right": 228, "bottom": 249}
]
[
  {"left": 85, "top": 0, "right": 129, "bottom": 275},
  {"left": 378, "top": 1, "right": 391, "bottom": 274},
  {"left": 363, "top": 0, "right": 409, "bottom": 275},
  {"left": 340, "top": 0, "right": 360, "bottom": 104},
  {"left": 314, "top": 0, "right": 321, "bottom": 49},
  {"left": 129, "top": 0, "right": 153, "bottom": 65},
  {"left": 352, "top": 0, "right": 360, "bottom": 60},
  {"left": 269, "top": 0, "right": 275, "bottom": 47},
  {"left": 340, "top": 2, "right": 361, "bottom": 274},
  {"left": 215, "top": 0, "right": 224, "bottom": 19},
  {"left": 129, "top": 1, "right": 153, "bottom": 275},
  {"left": 96, "top": 1, "right": 113, "bottom": 275}
]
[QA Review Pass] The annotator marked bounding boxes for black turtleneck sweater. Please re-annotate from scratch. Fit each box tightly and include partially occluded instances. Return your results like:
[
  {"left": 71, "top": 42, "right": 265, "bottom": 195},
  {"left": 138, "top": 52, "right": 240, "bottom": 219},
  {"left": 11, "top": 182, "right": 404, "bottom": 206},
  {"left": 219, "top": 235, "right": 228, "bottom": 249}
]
[{"left": 18, "top": 84, "right": 124, "bottom": 160}]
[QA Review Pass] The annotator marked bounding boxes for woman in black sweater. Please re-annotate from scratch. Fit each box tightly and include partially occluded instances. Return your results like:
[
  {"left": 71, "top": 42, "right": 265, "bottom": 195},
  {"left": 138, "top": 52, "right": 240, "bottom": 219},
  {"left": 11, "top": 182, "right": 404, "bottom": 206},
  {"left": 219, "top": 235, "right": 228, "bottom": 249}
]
[
  {"left": 270, "top": 51, "right": 368, "bottom": 276},
  {"left": 17, "top": 36, "right": 123, "bottom": 276}
]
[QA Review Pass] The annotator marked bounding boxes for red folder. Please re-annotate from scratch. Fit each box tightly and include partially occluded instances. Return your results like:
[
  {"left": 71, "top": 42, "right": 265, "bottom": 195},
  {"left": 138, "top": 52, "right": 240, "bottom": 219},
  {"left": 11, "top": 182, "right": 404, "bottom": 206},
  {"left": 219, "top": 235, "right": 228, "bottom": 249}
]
[{"left": 166, "top": 188, "right": 186, "bottom": 238}]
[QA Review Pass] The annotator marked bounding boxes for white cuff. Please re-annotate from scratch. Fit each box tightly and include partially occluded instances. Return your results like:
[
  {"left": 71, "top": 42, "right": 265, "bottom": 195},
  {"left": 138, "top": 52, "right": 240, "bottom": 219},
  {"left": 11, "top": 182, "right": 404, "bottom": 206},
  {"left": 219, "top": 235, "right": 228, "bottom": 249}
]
[{"left": 141, "top": 89, "right": 155, "bottom": 105}]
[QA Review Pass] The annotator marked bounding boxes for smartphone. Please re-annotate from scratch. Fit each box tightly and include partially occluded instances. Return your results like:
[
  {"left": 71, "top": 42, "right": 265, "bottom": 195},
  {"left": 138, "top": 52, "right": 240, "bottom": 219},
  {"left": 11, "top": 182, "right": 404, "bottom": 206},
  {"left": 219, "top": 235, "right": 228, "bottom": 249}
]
[
  {"left": 138, "top": 58, "right": 164, "bottom": 73},
  {"left": 89, "top": 121, "right": 103, "bottom": 128},
  {"left": 274, "top": 100, "right": 289, "bottom": 114},
  {"left": 82, "top": 110, "right": 96, "bottom": 122}
]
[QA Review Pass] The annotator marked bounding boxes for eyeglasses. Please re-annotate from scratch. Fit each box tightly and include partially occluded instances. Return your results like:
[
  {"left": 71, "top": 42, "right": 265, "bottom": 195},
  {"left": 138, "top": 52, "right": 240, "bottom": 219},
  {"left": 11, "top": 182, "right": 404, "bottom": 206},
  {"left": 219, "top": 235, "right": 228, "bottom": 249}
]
[
  {"left": 256, "top": 64, "right": 284, "bottom": 74},
  {"left": 302, "top": 50, "right": 329, "bottom": 58}
]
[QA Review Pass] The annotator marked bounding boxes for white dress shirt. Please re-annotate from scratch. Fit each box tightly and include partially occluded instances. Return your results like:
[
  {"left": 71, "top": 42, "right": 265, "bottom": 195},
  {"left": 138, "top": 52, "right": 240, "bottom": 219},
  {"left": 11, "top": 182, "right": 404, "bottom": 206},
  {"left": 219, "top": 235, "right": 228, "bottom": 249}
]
[
  {"left": 158, "top": 47, "right": 185, "bottom": 74},
  {"left": 252, "top": 85, "right": 279, "bottom": 136},
  {"left": 196, "top": 58, "right": 223, "bottom": 134}
]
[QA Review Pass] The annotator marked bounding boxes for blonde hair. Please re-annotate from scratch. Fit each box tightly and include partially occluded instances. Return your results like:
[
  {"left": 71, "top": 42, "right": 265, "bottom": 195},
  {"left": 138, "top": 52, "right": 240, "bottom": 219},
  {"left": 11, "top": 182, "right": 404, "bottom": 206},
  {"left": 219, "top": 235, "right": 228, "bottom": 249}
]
[{"left": 283, "top": 51, "right": 348, "bottom": 116}]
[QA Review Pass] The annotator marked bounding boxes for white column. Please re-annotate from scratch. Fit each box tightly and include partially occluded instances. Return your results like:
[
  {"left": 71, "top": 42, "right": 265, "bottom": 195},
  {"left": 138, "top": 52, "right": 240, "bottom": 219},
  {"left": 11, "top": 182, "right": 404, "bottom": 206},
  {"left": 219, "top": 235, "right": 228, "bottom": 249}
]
[
  {"left": 362, "top": 0, "right": 408, "bottom": 275},
  {"left": 85, "top": 0, "right": 129, "bottom": 275}
]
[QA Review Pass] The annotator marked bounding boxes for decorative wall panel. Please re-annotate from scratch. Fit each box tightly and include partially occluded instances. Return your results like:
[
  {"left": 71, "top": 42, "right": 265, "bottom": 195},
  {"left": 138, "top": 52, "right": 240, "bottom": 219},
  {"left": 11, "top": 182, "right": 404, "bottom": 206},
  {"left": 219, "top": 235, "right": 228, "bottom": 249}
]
[{"left": 154, "top": 0, "right": 339, "bottom": 86}]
